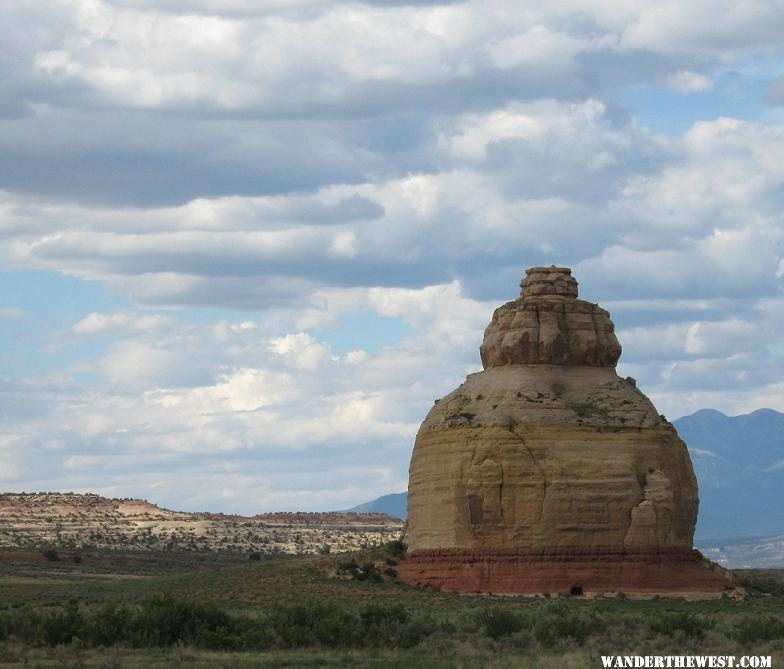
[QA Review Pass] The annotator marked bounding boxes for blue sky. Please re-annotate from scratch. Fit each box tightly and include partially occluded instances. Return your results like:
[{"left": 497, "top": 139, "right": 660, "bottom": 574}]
[{"left": 1, "top": 0, "right": 783, "bottom": 512}]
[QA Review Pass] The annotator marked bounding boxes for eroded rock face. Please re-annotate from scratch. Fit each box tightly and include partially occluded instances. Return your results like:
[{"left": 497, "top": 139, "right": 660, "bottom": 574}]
[
  {"left": 399, "top": 267, "right": 731, "bottom": 596},
  {"left": 480, "top": 267, "right": 621, "bottom": 368}
]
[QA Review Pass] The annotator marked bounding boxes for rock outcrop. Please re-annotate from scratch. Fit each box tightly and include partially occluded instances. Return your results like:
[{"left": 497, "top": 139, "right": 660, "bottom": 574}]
[{"left": 398, "top": 267, "right": 732, "bottom": 597}]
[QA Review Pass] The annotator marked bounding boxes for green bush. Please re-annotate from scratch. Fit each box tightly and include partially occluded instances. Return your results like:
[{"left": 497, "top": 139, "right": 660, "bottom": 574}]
[
  {"left": 360, "top": 602, "right": 410, "bottom": 646},
  {"left": 8, "top": 600, "right": 83, "bottom": 647},
  {"left": 732, "top": 615, "right": 784, "bottom": 646},
  {"left": 196, "top": 625, "right": 241, "bottom": 650},
  {"left": 127, "top": 594, "right": 232, "bottom": 647},
  {"left": 335, "top": 558, "right": 382, "bottom": 582},
  {"left": 533, "top": 600, "right": 591, "bottom": 647},
  {"left": 647, "top": 611, "right": 706, "bottom": 640},
  {"left": 396, "top": 618, "right": 437, "bottom": 648},
  {"left": 385, "top": 539, "right": 406, "bottom": 558},
  {"left": 359, "top": 563, "right": 383, "bottom": 582},
  {"left": 237, "top": 625, "right": 278, "bottom": 651},
  {"left": 79, "top": 602, "right": 131, "bottom": 647},
  {"left": 481, "top": 608, "right": 524, "bottom": 639},
  {"left": 0, "top": 596, "right": 438, "bottom": 651},
  {"left": 360, "top": 602, "right": 409, "bottom": 627},
  {"left": 268, "top": 599, "right": 360, "bottom": 648}
]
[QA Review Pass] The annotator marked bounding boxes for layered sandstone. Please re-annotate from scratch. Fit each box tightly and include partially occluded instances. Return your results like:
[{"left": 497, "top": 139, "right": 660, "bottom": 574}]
[{"left": 398, "top": 267, "right": 732, "bottom": 596}]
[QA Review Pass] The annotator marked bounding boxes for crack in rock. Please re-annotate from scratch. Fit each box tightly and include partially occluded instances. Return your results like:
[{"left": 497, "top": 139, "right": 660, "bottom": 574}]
[{"left": 509, "top": 426, "right": 548, "bottom": 522}]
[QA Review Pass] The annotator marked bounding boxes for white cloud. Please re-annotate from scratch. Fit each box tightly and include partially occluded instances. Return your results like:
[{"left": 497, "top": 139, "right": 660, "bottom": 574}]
[
  {"left": 73, "top": 312, "right": 171, "bottom": 335},
  {"left": 486, "top": 25, "right": 585, "bottom": 70},
  {"left": 100, "top": 339, "right": 186, "bottom": 389},
  {"left": 148, "top": 367, "right": 298, "bottom": 413},
  {"left": 0, "top": 307, "right": 25, "bottom": 319},
  {"left": 439, "top": 99, "right": 641, "bottom": 173},
  {"left": 367, "top": 281, "right": 490, "bottom": 351},
  {"left": 16, "top": 0, "right": 781, "bottom": 116},
  {"left": 601, "top": 118, "right": 784, "bottom": 251},
  {"left": 666, "top": 70, "right": 713, "bottom": 93},
  {"left": 1, "top": 0, "right": 784, "bottom": 512},
  {"left": 618, "top": 317, "right": 767, "bottom": 361},
  {"left": 268, "top": 332, "right": 329, "bottom": 371}
]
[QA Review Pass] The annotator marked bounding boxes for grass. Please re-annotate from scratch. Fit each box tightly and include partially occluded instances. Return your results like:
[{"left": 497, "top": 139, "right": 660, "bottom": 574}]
[{"left": 0, "top": 545, "right": 782, "bottom": 668}]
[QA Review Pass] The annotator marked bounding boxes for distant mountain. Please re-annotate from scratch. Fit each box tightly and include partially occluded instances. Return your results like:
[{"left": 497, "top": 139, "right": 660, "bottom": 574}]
[
  {"left": 350, "top": 408, "right": 784, "bottom": 544},
  {"left": 695, "top": 533, "right": 784, "bottom": 569},
  {"left": 675, "top": 408, "right": 784, "bottom": 470},
  {"left": 673, "top": 408, "right": 783, "bottom": 541},
  {"left": 346, "top": 492, "right": 406, "bottom": 519}
]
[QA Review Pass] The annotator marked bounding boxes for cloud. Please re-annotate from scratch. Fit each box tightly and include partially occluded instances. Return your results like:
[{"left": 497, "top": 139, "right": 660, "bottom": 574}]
[
  {"left": 1, "top": 0, "right": 784, "bottom": 511},
  {"left": 73, "top": 312, "right": 171, "bottom": 336},
  {"left": 666, "top": 70, "right": 713, "bottom": 93},
  {"left": 0, "top": 282, "right": 485, "bottom": 508},
  {"left": 14, "top": 1, "right": 780, "bottom": 116},
  {"left": 4, "top": 270, "right": 781, "bottom": 511},
  {"left": 0, "top": 108, "right": 386, "bottom": 207},
  {"left": 765, "top": 75, "right": 784, "bottom": 106},
  {"left": 4, "top": 112, "right": 782, "bottom": 309},
  {"left": 577, "top": 227, "right": 782, "bottom": 301},
  {"left": 619, "top": 1, "right": 784, "bottom": 55},
  {"left": 0, "top": 307, "right": 26, "bottom": 319},
  {"left": 1, "top": 0, "right": 781, "bottom": 211},
  {"left": 268, "top": 332, "right": 329, "bottom": 370},
  {"left": 618, "top": 313, "right": 775, "bottom": 364}
]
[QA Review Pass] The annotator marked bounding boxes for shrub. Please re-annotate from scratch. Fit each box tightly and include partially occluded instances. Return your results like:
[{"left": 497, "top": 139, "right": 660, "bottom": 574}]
[
  {"left": 359, "top": 602, "right": 410, "bottom": 646},
  {"left": 80, "top": 602, "right": 132, "bottom": 647},
  {"left": 197, "top": 626, "right": 240, "bottom": 650},
  {"left": 385, "top": 539, "right": 406, "bottom": 559},
  {"left": 0, "top": 596, "right": 441, "bottom": 651},
  {"left": 338, "top": 558, "right": 359, "bottom": 571},
  {"left": 481, "top": 608, "right": 524, "bottom": 639},
  {"left": 732, "top": 615, "right": 784, "bottom": 646},
  {"left": 396, "top": 618, "right": 437, "bottom": 648},
  {"left": 357, "top": 563, "right": 382, "bottom": 582},
  {"left": 125, "top": 594, "right": 233, "bottom": 647},
  {"left": 269, "top": 599, "right": 360, "bottom": 648},
  {"left": 336, "top": 558, "right": 382, "bottom": 582},
  {"left": 237, "top": 625, "right": 278, "bottom": 651},
  {"left": 648, "top": 611, "right": 705, "bottom": 641},
  {"left": 360, "top": 602, "right": 409, "bottom": 627},
  {"left": 533, "top": 600, "right": 590, "bottom": 647},
  {"left": 40, "top": 600, "right": 82, "bottom": 646},
  {"left": 42, "top": 548, "right": 59, "bottom": 562},
  {"left": 737, "top": 575, "right": 784, "bottom": 597}
]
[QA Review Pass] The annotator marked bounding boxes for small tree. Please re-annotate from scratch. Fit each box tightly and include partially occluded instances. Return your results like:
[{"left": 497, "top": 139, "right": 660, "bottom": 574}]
[{"left": 42, "top": 548, "right": 59, "bottom": 562}]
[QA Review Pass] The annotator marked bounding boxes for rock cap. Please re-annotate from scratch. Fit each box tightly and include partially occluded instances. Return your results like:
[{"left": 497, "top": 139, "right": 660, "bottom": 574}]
[
  {"left": 480, "top": 266, "right": 621, "bottom": 368},
  {"left": 520, "top": 266, "right": 578, "bottom": 298}
]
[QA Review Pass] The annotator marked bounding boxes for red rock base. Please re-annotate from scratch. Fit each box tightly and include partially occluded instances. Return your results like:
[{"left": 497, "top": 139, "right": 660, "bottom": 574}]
[{"left": 397, "top": 547, "right": 732, "bottom": 596}]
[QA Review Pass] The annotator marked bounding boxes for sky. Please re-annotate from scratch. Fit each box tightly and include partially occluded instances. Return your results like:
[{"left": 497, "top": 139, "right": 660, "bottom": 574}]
[{"left": 1, "top": 0, "right": 784, "bottom": 513}]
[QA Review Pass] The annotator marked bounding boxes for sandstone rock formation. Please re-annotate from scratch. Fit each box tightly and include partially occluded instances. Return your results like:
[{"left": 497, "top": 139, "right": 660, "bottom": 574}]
[{"left": 398, "top": 267, "right": 732, "bottom": 597}]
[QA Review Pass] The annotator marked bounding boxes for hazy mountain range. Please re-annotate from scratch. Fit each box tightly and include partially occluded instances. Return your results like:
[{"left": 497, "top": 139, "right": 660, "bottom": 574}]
[{"left": 348, "top": 408, "right": 784, "bottom": 543}]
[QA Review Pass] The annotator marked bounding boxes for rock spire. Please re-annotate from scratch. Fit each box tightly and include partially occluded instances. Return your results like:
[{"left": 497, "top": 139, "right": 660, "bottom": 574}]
[{"left": 397, "top": 266, "right": 733, "bottom": 597}]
